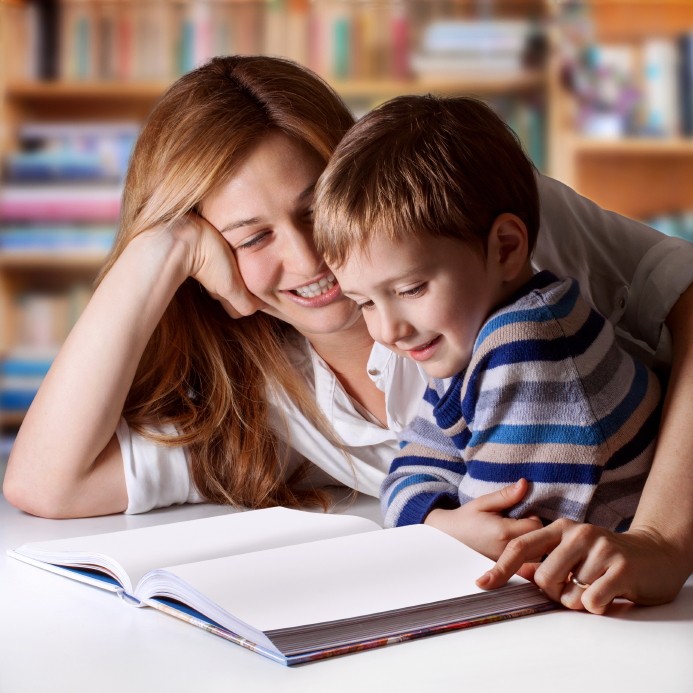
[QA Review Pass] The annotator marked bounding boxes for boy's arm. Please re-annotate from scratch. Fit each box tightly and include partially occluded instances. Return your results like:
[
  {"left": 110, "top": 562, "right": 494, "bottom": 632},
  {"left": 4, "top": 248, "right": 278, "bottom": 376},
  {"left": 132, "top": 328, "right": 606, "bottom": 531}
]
[
  {"left": 381, "top": 379, "right": 544, "bottom": 557},
  {"left": 381, "top": 402, "right": 464, "bottom": 528}
]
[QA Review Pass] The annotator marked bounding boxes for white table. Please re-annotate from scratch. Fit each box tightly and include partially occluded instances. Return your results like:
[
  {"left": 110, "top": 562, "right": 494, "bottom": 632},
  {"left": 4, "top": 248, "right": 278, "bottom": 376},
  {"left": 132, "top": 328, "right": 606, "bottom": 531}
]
[{"left": 1, "top": 465, "right": 692, "bottom": 693}]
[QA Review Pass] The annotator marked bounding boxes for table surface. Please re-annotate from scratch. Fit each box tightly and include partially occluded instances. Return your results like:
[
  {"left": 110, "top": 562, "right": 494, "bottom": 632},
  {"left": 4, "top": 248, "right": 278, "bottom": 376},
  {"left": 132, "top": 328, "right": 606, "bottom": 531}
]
[{"left": 1, "top": 464, "right": 692, "bottom": 693}]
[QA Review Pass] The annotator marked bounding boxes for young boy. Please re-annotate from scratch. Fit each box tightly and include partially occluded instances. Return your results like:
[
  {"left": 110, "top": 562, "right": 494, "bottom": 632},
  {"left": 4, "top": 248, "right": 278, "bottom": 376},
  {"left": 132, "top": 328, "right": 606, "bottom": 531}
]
[{"left": 313, "top": 95, "right": 661, "bottom": 559}]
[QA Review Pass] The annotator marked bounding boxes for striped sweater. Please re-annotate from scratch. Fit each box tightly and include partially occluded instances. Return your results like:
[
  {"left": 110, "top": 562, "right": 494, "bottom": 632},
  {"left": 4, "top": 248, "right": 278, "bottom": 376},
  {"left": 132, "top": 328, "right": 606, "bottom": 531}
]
[{"left": 381, "top": 271, "right": 661, "bottom": 532}]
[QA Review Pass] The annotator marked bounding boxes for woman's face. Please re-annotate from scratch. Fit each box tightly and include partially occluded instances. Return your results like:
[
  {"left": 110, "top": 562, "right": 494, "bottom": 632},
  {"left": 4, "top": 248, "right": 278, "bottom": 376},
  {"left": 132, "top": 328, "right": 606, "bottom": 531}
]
[{"left": 201, "top": 132, "right": 361, "bottom": 339}]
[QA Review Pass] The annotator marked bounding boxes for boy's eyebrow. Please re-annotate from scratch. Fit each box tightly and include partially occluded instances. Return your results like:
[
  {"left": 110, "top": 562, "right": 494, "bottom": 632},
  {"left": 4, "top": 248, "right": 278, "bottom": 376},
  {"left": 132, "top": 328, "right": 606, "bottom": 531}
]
[
  {"left": 218, "top": 183, "right": 316, "bottom": 234},
  {"left": 368, "top": 263, "right": 427, "bottom": 290}
]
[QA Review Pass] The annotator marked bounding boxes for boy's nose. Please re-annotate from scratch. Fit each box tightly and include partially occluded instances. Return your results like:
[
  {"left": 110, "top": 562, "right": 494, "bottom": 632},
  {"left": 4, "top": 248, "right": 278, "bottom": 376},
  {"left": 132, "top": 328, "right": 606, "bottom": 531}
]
[{"left": 379, "top": 311, "right": 414, "bottom": 347}]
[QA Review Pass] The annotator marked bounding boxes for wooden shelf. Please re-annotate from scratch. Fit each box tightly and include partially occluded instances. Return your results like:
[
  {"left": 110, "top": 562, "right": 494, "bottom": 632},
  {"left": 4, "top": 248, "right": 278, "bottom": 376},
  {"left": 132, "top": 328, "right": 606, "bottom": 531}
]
[
  {"left": 6, "top": 80, "right": 170, "bottom": 99},
  {"left": 7, "top": 70, "right": 547, "bottom": 103},
  {"left": 332, "top": 71, "right": 547, "bottom": 99},
  {"left": 570, "top": 137, "right": 693, "bottom": 156},
  {"left": 0, "top": 252, "right": 107, "bottom": 271}
]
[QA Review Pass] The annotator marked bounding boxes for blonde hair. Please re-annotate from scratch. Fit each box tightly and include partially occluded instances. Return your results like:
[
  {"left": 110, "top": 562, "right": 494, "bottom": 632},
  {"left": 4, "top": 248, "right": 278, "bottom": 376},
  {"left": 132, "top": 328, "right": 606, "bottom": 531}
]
[
  {"left": 100, "top": 56, "right": 355, "bottom": 509},
  {"left": 314, "top": 94, "right": 539, "bottom": 268}
]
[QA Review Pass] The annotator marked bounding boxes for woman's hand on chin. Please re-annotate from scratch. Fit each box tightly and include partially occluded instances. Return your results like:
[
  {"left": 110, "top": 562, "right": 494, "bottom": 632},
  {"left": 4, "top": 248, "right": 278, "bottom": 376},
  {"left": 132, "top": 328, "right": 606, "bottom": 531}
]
[{"left": 169, "top": 211, "right": 266, "bottom": 318}]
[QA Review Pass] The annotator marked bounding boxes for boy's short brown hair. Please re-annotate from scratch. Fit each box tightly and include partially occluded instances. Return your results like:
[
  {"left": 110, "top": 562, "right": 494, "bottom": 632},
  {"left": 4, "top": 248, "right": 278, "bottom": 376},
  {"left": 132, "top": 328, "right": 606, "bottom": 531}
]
[{"left": 314, "top": 94, "right": 540, "bottom": 267}]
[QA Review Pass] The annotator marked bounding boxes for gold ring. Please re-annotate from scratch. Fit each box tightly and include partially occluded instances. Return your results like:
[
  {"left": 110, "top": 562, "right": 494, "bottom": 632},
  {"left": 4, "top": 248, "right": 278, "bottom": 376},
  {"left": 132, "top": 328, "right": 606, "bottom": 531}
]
[{"left": 571, "top": 575, "right": 590, "bottom": 590}]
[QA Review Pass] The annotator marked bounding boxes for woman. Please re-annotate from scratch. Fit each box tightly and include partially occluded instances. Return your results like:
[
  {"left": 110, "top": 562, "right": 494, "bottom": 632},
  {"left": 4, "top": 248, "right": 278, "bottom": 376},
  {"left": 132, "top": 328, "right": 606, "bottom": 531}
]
[{"left": 4, "top": 56, "right": 693, "bottom": 614}]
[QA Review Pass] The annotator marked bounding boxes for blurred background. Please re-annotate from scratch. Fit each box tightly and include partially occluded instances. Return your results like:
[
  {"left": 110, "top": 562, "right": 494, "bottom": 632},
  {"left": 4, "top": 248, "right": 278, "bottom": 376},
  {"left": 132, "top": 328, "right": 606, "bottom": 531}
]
[{"left": 1, "top": 0, "right": 693, "bottom": 454}]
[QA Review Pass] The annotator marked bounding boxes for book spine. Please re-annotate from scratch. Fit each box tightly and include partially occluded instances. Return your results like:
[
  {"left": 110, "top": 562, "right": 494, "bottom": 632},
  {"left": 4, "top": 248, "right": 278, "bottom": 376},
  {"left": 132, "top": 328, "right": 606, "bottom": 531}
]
[
  {"left": 641, "top": 38, "right": 680, "bottom": 137},
  {"left": 263, "top": 0, "right": 286, "bottom": 57},
  {"left": 33, "top": 0, "right": 61, "bottom": 79},
  {"left": 286, "top": 0, "right": 308, "bottom": 66},
  {"left": 390, "top": 0, "right": 409, "bottom": 80},
  {"left": 679, "top": 32, "right": 693, "bottom": 137},
  {"left": 331, "top": 2, "right": 351, "bottom": 80}
]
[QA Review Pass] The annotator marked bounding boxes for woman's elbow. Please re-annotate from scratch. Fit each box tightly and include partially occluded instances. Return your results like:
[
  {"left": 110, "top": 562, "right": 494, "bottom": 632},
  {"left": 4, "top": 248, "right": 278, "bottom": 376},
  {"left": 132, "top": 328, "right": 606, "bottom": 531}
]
[{"left": 3, "top": 470, "right": 72, "bottom": 519}]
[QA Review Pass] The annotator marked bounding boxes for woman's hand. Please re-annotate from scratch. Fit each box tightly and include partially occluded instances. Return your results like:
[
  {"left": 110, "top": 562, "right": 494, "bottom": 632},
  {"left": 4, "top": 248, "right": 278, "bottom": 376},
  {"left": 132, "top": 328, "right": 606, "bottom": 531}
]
[
  {"left": 476, "top": 519, "right": 691, "bottom": 614},
  {"left": 170, "top": 212, "right": 266, "bottom": 318},
  {"left": 425, "top": 479, "right": 543, "bottom": 560}
]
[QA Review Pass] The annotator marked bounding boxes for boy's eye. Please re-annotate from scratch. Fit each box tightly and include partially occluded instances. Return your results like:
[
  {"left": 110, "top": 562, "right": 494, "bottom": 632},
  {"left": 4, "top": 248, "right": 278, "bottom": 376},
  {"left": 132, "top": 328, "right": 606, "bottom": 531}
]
[{"left": 399, "top": 283, "right": 426, "bottom": 298}]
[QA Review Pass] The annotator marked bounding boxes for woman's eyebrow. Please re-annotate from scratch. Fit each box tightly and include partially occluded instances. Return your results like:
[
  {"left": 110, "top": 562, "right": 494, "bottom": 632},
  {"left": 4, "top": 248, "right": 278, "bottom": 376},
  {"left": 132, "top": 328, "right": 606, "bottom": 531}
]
[
  {"left": 218, "top": 183, "right": 316, "bottom": 234},
  {"left": 219, "top": 216, "right": 263, "bottom": 234}
]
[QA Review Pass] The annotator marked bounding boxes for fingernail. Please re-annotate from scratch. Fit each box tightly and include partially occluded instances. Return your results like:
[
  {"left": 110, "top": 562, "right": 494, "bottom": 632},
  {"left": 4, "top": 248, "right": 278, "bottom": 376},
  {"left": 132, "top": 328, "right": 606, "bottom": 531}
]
[{"left": 476, "top": 572, "right": 491, "bottom": 587}]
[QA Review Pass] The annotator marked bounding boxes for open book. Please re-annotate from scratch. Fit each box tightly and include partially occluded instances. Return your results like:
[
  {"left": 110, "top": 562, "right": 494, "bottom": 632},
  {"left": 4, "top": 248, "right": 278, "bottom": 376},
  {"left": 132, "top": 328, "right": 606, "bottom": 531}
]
[{"left": 8, "top": 508, "right": 557, "bottom": 666}]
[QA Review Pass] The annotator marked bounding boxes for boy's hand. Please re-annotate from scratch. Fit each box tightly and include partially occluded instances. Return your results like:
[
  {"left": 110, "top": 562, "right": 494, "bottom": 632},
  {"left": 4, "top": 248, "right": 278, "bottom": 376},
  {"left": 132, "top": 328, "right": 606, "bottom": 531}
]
[
  {"left": 475, "top": 519, "right": 690, "bottom": 614},
  {"left": 424, "top": 479, "right": 543, "bottom": 560}
]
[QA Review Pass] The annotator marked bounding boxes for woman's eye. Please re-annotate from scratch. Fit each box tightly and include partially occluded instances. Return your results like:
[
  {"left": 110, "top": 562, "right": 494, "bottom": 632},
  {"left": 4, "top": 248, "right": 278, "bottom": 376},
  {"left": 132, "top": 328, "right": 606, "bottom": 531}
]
[
  {"left": 399, "top": 284, "right": 426, "bottom": 298},
  {"left": 237, "top": 231, "right": 270, "bottom": 249}
]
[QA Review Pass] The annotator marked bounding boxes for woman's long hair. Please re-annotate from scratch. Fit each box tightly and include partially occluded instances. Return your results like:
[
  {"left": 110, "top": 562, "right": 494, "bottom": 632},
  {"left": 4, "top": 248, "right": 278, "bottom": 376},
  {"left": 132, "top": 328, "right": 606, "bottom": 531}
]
[{"left": 99, "top": 56, "right": 355, "bottom": 509}]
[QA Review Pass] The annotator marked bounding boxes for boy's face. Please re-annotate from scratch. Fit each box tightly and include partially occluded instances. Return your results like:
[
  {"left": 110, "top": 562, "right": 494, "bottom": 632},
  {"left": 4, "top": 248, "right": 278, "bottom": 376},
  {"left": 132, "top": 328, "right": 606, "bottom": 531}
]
[{"left": 333, "top": 233, "right": 507, "bottom": 379}]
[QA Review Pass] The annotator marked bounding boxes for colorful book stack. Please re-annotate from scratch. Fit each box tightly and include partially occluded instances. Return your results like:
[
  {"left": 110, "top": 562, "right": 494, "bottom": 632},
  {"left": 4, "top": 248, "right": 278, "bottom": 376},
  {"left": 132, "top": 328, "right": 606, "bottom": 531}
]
[
  {"left": 18, "top": 0, "right": 423, "bottom": 83},
  {"left": 0, "top": 352, "right": 55, "bottom": 415},
  {"left": 570, "top": 31, "right": 693, "bottom": 140},
  {"left": 0, "top": 121, "right": 134, "bottom": 418}
]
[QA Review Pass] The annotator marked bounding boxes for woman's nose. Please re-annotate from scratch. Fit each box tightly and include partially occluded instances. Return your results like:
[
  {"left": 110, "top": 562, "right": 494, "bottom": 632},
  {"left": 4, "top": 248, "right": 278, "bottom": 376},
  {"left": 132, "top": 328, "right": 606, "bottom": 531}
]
[{"left": 284, "top": 224, "right": 323, "bottom": 274}]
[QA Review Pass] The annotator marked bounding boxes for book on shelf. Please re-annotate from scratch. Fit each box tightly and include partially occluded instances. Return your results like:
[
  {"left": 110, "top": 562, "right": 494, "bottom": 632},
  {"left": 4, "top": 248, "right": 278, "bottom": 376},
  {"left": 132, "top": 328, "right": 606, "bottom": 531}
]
[
  {"left": 7, "top": 121, "right": 138, "bottom": 183},
  {"left": 0, "top": 350, "right": 55, "bottom": 413},
  {"left": 410, "top": 19, "right": 536, "bottom": 78},
  {"left": 0, "top": 184, "right": 122, "bottom": 222},
  {"left": 641, "top": 38, "right": 680, "bottom": 137},
  {"left": 678, "top": 32, "right": 693, "bottom": 137},
  {"left": 7, "top": 507, "right": 557, "bottom": 666},
  {"left": 0, "top": 225, "right": 115, "bottom": 253},
  {"left": 14, "top": 0, "right": 429, "bottom": 83}
]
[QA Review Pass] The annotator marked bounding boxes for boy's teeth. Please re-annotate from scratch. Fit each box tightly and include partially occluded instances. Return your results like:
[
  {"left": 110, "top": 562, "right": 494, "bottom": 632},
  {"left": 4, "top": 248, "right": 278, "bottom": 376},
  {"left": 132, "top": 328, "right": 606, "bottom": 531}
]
[{"left": 293, "top": 274, "right": 336, "bottom": 298}]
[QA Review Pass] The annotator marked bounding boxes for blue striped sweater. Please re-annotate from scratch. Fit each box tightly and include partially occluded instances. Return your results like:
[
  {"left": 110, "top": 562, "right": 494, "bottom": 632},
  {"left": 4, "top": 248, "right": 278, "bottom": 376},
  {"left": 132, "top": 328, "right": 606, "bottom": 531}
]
[{"left": 381, "top": 271, "right": 662, "bottom": 532}]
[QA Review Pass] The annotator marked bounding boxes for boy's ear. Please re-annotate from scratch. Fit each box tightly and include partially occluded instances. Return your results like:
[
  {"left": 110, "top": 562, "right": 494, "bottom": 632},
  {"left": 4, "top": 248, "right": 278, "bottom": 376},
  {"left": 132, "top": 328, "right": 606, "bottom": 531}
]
[{"left": 487, "top": 213, "right": 529, "bottom": 281}]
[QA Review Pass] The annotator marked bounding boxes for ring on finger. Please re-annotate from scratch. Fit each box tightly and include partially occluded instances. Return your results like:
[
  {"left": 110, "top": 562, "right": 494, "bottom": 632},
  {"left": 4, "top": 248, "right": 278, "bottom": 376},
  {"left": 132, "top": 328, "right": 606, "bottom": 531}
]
[{"left": 570, "top": 575, "right": 590, "bottom": 590}]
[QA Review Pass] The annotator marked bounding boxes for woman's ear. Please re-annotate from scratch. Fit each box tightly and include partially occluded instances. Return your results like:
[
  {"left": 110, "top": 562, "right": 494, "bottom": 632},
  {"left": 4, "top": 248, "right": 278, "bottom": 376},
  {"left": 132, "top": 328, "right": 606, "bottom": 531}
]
[{"left": 487, "top": 213, "right": 530, "bottom": 282}]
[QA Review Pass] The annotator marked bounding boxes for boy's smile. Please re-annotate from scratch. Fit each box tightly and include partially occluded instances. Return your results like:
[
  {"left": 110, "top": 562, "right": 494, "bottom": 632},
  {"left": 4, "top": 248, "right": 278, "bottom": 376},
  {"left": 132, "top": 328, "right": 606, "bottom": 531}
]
[{"left": 332, "top": 233, "right": 509, "bottom": 379}]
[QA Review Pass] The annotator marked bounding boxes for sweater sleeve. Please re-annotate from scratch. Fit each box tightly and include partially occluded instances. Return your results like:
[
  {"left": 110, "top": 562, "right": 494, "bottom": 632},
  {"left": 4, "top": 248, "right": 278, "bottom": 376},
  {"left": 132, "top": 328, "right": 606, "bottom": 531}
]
[{"left": 380, "top": 383, "right": 465, "bottom": 528}]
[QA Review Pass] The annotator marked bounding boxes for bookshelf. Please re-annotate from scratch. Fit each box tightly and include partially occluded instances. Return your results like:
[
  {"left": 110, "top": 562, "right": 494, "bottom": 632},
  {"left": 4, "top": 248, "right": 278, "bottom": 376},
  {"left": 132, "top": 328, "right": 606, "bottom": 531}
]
[
  {"left": 0, "top": 0, "right": 584, "bottom": 433},
  {"left": 0, "top": 0, "right": 550, "bottom": 428},
  {"left": 5, "top": 1, "right": 693, "bottom": 431},
  {"left": 549, "top": 1, "right": 693, "bottom": 223}
]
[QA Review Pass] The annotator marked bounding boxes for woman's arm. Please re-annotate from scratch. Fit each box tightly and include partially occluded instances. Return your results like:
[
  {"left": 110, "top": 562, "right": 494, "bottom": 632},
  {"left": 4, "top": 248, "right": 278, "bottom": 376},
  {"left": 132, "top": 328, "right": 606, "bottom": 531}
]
[
  {"left": 478, "top": 283, "right": 693, "bottom": 612},
  {"left": 3, "top": 217, "right": 260, "bottom": 518},
  {"left": 534, "top": 174, "right": 693, "bottom": 363}
]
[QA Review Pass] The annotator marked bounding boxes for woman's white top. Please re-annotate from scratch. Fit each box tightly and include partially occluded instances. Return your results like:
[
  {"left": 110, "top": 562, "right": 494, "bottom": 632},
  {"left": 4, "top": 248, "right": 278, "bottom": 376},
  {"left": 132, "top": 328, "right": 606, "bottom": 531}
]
[{"left": 119, "top": 175, "right": 693, "bottom": 514}]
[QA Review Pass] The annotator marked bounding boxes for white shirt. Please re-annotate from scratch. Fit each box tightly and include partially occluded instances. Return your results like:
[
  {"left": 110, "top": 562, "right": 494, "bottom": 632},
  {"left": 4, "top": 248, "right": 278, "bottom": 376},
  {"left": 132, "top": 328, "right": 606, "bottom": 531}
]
[{"left": 119, "top": 175, "right": 693, "bottom": 514}]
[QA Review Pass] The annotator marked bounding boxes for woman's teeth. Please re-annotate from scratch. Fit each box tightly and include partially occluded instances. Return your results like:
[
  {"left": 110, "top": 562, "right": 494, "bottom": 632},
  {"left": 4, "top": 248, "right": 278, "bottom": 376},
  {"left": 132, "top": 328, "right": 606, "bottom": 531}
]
[{"left": 292, "top": 273, "right": 336, "bottom": 298}]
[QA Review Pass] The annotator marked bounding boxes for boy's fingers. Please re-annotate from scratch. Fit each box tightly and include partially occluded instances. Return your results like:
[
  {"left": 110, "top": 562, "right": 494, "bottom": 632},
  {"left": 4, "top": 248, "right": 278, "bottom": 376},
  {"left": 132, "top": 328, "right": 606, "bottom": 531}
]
[
  {"left": 510, "top": 516, "right": 544, "bottom": 538},
  {"left": 470, "top": 479, "right": 528, "bottom": 513}
]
